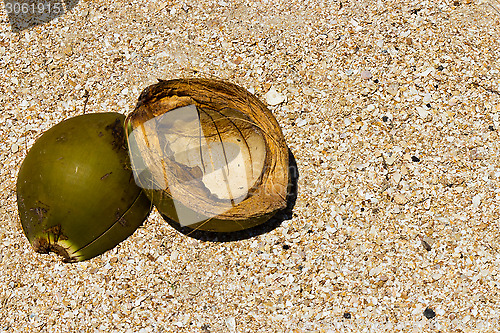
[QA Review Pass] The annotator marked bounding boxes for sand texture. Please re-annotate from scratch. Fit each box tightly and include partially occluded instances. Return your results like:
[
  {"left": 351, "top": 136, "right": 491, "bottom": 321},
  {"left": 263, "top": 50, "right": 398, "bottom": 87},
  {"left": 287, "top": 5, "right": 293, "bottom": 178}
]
[{"left": 1, "top": 0, "right": 500, "bottom": 332}]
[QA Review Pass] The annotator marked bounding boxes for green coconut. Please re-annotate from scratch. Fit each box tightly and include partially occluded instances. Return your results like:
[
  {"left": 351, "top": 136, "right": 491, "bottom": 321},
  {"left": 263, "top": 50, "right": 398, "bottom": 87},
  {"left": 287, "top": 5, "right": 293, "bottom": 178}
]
[
  {"left": 17, "top": 113, "right": 152, "bottom": 262},
  {"left": 125, "top": 78, "right": 290, "bottom": 232}
]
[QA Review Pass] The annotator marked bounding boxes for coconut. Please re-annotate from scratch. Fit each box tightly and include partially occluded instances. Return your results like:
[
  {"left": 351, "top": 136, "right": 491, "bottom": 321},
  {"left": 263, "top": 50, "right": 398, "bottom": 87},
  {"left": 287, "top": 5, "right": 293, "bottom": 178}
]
[
  {"left": 125, "top": 78, "right": 290, "bottom": 232},
  {"left": 17, "top": 113, "right": 152, "bottom": 262}
]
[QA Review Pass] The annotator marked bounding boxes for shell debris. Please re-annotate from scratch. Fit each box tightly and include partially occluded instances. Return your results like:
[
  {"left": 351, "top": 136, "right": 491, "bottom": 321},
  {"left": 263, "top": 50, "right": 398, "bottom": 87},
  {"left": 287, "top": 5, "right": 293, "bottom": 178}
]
[{"left": 265, "top": 87, "right": 286, "bottom": 106}]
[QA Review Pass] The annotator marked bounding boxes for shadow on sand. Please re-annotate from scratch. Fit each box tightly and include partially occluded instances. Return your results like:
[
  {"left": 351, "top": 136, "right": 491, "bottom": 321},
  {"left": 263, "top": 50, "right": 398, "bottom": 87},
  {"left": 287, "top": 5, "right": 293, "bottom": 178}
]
[{"left": 160, "top": 149, "right": 299, "bottom": 242}]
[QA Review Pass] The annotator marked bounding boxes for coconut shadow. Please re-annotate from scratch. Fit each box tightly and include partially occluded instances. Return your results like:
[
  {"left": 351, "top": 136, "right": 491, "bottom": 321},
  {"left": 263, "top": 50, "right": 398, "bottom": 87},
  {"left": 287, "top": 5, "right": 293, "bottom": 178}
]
[{"left": 159, "top": 149, "right": 299, "bottom": 242}]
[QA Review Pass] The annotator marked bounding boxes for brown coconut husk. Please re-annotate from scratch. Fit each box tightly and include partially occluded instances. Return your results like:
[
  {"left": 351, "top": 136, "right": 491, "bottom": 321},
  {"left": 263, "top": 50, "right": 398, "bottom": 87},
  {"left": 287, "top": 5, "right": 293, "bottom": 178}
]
[{"left": 125, "top": 78, "right": 289, "bottom": 232}]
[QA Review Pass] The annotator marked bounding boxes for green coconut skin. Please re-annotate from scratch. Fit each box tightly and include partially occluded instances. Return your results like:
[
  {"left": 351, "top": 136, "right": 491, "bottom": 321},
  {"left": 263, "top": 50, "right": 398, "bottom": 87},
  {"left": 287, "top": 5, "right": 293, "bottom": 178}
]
[{"left": 17, "top": 113, "right": 152, "bottom": 262}]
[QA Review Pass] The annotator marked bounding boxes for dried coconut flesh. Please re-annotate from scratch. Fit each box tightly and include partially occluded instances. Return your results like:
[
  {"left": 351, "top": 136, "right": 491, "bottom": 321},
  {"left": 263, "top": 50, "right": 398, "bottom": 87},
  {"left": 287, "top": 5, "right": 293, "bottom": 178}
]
[{"left": 128, "top": 104, "right": 268, "bottom": 226}]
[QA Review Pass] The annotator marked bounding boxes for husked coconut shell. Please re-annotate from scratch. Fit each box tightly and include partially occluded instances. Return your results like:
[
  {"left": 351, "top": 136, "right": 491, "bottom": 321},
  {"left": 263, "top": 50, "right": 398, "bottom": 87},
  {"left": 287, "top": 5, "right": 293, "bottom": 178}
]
[{"left": 125, "top": 78, "right": 290, "bottom": 232}]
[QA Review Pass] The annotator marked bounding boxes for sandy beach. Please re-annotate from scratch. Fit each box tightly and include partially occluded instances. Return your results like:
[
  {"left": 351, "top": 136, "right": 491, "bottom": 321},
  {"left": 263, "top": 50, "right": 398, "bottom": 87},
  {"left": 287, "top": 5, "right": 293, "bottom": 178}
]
[{"left": 1, "top": 0, "right": 500, "bottom": 331}]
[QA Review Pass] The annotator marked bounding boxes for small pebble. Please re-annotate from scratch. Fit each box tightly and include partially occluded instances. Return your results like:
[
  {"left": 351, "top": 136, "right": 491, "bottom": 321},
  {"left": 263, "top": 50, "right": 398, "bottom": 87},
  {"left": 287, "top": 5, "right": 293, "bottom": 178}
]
[
  {"left": 393, "top": 193, "right": 408, "bottom": 205},
  {"left": 232, "top": 56, "right": 243, "bottom": 65},
  {"left": 265, "top": 87, "right": 285, "bottom": 106},
  {"left": 385, "top": 155, "right": 396, "bottom": 165},
  {"left": 472, "top": 195, "right": 481, "bottom": 210},
  {"left": 366, "top": 104, "right": 376, "bottom": 111},
  {"left": 392, "top": 172, "right": 401, "bottom": 183},
  {"left": 417, "top": 106, "right": 430, "bottom": 119},
  {"left": 189, "top": 285, "right": 201, "bottom": 295},
  {"left": 360, "top": 70, "right": 372, "bottom": 80},
  {"left": 170, "top": 250, "right": 179, "bottom": 261},
  {"left": 225, "top": 316, "right": 236, "bottom": 332},
  {"left": 423, "top": 308, "right": 436, "bottom": 319},
  {"left": 11, "top": 144, "right": 19, "bottom": 153},
  {"left": 303, "top": 87, "right": 314, "bottom": 96},
  {"left": 354, "top": 162, "right": 365, "bottom": 170},
  {"left": 387, "top": 83, "right": 399, "bottom": 96},
  {"left": 420, "top": 237, "right": 432, "bottom": 251},
  {"left": 295, "top": 118, "right": 308, "bottom": 127},
  {"left": 423, "top": 93, "right": 432, "bottom": 103},
  {"left": 63, "top": 45, "right": 73, "bottom": 56},
  {"left": 432, "top": 272, "right": 443, "bottom": 280}
]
